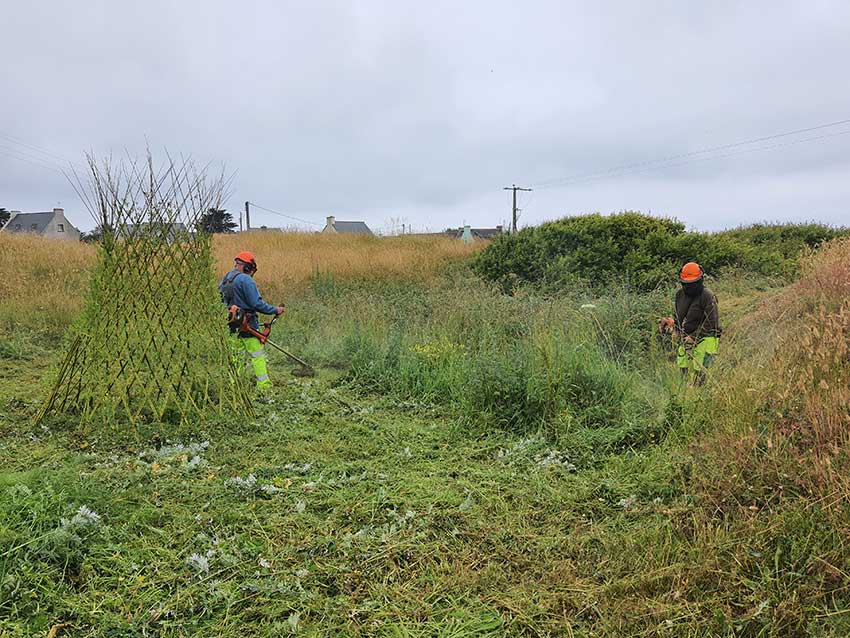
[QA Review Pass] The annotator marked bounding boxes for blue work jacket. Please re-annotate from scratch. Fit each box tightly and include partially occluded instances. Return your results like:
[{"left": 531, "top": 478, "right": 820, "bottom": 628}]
[{"left": 219, "top": 269, "right": 278, "bottom": 331}]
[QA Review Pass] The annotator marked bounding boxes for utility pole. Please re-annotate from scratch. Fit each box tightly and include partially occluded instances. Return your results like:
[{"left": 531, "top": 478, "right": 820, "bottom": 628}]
[
  {"left": 503, "top": 184, "right": 532, "bottom": 233},
  {"left": 244, "top": 201, "right": 250, "bottom": 231}
]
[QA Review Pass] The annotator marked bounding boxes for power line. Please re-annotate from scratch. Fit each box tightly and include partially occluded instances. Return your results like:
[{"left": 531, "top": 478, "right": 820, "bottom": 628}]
[
  {"left": 0, "top": 133, "right": 87, "bottom": 173},
  {"left": 610, "top": 128, "right": 850, "bottom": 180},
  {"left": 246, "top": 202, "right": 322, "bottom": 228},
  {"left": 0, "top": 144, "right": 67, "bottom": 175},
  {"left": 532, "top": 117, "right": 850, "bottom": 189},
  {"left": 539, "top": 127, "right": 850, "bottom": 190}
]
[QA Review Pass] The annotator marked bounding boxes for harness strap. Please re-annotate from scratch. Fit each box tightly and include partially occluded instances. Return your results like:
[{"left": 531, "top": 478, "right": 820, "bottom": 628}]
[{"left": 221, "top": 271, "right": 242, "bottom": 306}]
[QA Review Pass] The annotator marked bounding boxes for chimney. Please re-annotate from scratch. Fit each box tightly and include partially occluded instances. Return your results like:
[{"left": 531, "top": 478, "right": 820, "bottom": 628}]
[
  {"left": 326, "top": 215, "right": 335, "bottom": 228},
  {"left": 460, "top": 224, "right": 473, "bottom": 244}
]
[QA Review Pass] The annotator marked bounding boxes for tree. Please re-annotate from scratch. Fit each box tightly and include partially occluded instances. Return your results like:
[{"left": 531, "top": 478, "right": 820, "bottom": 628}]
[
  {"left": 80, "top": 223, "right": 114, "bottom": 243},
  {"left": 81, "top": 226, "right": 104, "bottom": 243},
  {"left": 196, "top": 208, "right": 237, "bottom": 234},
  {"left": 0, "top": 208, "right": 10, "bottom": 228}
]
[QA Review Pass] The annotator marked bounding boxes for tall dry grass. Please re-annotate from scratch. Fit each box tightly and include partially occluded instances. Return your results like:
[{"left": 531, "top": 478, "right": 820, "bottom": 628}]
[
  {"left": 212, "top": 232, "right": 481, "bottom": 299},
  {"left": 0, "top": 234, "right": 96, "bottom": 330},
  {"left": 0, "top": 231, "right": 480, "bottom": 329},
  {"left": 692, "top": 237, "right": 850, "bottom": 510}
]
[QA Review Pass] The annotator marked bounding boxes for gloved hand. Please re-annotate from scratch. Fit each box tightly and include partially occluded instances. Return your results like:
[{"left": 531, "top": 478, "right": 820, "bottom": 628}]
[{"left": 276, "top": 305, "right": 285, "bottom": 315}]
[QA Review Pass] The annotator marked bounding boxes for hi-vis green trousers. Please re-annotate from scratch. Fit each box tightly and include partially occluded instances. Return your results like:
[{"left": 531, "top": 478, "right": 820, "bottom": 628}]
[
  {"left": 230, "top": 334, "right": 272, "bottom": 390},
  {"left": 677, "top": 336, "right": 719, "bottom": 383}
]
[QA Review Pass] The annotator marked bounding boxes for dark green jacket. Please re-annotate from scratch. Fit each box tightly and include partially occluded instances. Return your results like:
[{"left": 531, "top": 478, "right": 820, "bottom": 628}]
[{"left": 674, "top": 287, "right": 721, "bottom": 340}]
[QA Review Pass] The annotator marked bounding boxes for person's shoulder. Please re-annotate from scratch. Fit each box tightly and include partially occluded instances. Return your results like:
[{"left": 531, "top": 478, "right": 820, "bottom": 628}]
[
  {"left": 234, "top": 272, "right": 256, "bottom": 287},
  {"left": 702, "top": 287, "right": 717, "bottom": 302}
]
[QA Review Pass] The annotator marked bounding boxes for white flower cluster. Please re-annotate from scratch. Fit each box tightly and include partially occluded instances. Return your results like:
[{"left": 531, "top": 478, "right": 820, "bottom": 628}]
[
  {"left": 535, "top": 449, "right": 577, "bottom": 471},
  {"left": 186, "top": 549, "right": 215, "bottom": 574},
  {"left": 281, "top": 462, "right": 313, "bottom": 474},
  {"left": 497, "top": 436, "right": 577, "bottom": 472},
  {"left": 60, "top": 505, "right": 102, "bottom": 531},
  {"left": 224, "top": 474, "right": 282, "bottom": 499},
  {"left": 137, "top": 440, "right": 210, "bottom": 473},
  {"left": 325, "top": 470, "right": 369, "bottom": 487},
  {"left": 617, "top": 495, "right": 638, "bottom": 510},
  {"left": 344, "top": 508, "right": 418, "bottom": 546},
  {"left": 497, "top": 435, "right": 546, "bottom": 464}
]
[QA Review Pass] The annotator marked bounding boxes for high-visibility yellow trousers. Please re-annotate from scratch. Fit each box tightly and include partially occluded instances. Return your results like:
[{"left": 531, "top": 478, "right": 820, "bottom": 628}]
[
  {"left": 229, "top": 334, "right": 272, "bottom": 390},
  {"left": 677, "top": 336, "right": 719, "bottom": 384}
]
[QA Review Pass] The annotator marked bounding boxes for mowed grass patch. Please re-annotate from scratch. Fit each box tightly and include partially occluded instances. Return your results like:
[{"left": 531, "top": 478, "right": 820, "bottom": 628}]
[{"left": 1, "top": 371, "right": 686, "bottom": 637}]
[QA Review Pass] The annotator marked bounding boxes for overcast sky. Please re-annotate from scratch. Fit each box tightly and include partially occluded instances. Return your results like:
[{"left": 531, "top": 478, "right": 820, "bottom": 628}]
[{"left": 2, "top": 1, "right": 849, "bottom": 233}]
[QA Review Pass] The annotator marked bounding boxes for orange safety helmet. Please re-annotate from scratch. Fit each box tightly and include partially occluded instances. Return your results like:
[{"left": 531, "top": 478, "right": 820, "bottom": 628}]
[
  {"left": 679, "top": 261, "right": 704, "bottom": 283},
  {"left": 234, "top": 250, "right": 257, "bottom": 274}
]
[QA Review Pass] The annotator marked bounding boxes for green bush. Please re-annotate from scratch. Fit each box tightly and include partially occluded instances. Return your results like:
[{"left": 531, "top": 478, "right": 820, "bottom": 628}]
[{"left": 473, "top": 212, "right": 847, "bottom": 292}]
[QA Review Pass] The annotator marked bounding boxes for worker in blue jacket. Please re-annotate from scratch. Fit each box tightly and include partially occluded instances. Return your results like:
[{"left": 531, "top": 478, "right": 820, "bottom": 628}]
[{"left": 219, "top": 251, "right": 284, "bottom": 390}]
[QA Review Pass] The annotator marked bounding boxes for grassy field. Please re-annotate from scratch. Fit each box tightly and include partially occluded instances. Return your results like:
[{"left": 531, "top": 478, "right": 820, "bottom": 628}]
[{"left": 1, "top": 232, "right": 848, "bottom": 636}]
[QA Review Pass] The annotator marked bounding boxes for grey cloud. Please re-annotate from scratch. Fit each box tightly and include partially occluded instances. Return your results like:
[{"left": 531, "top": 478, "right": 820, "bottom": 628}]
[{"left": 1, "top": 0, "right": 848, "bottom": 232}]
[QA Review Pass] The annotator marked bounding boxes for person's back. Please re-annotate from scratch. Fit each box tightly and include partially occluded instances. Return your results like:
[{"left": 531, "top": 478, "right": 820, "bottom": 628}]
[
  {"left": 220, "top": 251, "right": 284, "bottom": 392},
  {"left": 219, "top": 267, "right": 279, "bottom": 332}
]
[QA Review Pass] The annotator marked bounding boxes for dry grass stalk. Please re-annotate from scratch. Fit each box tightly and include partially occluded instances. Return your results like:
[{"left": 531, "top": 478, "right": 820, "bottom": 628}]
[
  {"left": 694, "top": 237, "right": 850, "bottom": 509},
  {"left": 0, "top": 234, "right": 95, "bottom": 325},
  {"left": 212, "top": 232, "right": 481, "bottom": 299},
  {"left": 0, "top": 231, "right": 481, "bottom": 326}
]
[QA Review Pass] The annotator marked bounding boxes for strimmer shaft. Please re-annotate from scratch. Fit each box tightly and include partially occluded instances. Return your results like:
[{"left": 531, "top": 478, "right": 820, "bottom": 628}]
[{"left": 263, "top": 338, "right": 312, "bottom": 369}]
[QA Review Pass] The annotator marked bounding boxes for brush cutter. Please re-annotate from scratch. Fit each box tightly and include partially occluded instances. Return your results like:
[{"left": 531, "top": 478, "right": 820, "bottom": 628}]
[{"left": 228, "top": 306, "right": 316, "bottom": 377}]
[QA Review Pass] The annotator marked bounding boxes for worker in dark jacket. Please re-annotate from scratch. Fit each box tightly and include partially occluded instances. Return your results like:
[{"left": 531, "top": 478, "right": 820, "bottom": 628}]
[
  {"left": 219, "top": 251, "right": 284, "bottom": 391},
  {"left": 673, "top": 261, "right": 720, "bottom": 385}
]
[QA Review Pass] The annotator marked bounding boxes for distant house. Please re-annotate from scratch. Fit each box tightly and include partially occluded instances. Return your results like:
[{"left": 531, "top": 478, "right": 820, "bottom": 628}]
[
  {"left": 322, "top": 215, "right": 373, "bottom": 236},
  {"left": 119, "top": 222, "right": 191, "bottom": 242},
  {"left": 1, "top": 208, "right": 81, "bottom": 240},
  {"left": 450, "top": 225, "right": 505, "bottom": 243}
]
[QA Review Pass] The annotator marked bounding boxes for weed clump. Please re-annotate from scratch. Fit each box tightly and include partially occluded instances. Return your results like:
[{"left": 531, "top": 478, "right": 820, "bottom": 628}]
[{"left": 291, "top": 279, "right": 671, "bottom": 461}]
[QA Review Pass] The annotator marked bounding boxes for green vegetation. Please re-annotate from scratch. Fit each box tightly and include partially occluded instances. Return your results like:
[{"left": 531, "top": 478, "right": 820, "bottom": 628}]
[
  {"left": 283, "top": 278, "right": 673, "bottom": 464},
  {"left": 1, "top": 230, "right": 849, "bottom": 636},
  {"left": 473, "top": 212, "right": 848, "bottom": 291}
]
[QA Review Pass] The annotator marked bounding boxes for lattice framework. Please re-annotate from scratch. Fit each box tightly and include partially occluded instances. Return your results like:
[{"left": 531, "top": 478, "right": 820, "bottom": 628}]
[{"left": 38, "top": 155, "right": 252, "bottom": 428}]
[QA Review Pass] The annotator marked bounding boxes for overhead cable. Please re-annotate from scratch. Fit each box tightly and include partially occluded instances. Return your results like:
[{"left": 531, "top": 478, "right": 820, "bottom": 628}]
[{"left": 532, "top": 117, "right": 850, "bottom": 189}]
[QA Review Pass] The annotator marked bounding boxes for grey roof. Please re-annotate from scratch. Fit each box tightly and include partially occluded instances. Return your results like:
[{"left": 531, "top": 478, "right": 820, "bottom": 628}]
[
  {"left": 120, "top": 222, "right": 190, "bottom": 239},
  {"left": 333, "top": 221, "right": 373, "bottom": 235},
  {"left": 5, "top": 212, "right": 54, "bottom": 232},
  {"left": 470, "top": 227, "right": 503, "bottom": 239}
]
